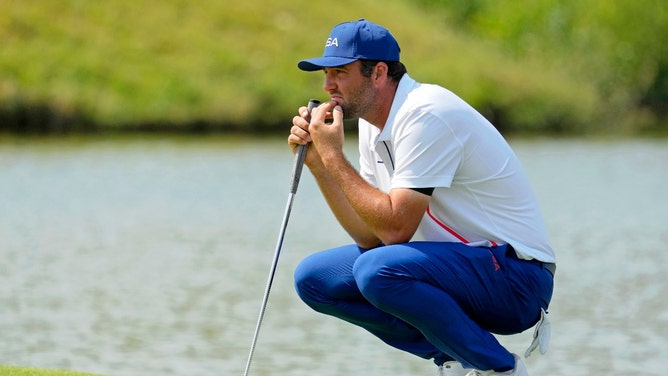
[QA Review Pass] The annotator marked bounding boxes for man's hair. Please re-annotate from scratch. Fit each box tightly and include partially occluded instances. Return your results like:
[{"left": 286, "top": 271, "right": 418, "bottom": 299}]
[{"left": 359, "top": 60, "right": 407, "bottom": 82}]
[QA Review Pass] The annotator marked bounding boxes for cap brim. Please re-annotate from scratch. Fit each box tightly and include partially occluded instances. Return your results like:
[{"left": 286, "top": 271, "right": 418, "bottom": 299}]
[{"left": 297, "top": 56, "right": 359, "bottom": 71}]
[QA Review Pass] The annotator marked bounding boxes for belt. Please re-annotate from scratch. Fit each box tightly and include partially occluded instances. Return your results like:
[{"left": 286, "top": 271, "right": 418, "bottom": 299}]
[
  {"left": 507, "top": 246, "right": 556, "bottom": 277},
  {"left": 541, "top": 262, "right": 556, "bottom": 277},
  {"left": 525, "top": 257, "right": 556, "bottom": 277}
]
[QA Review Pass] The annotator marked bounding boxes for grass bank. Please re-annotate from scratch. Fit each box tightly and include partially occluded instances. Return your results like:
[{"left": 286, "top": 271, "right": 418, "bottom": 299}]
[
  {"left": 1, "top": 0, "right": 665, "bottom": 134},
  {"left": 0, "top": 366, "right": 102, "bottom": 376}
]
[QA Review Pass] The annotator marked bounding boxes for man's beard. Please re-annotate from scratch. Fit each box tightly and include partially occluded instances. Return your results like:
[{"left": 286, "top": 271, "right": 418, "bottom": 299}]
[{"left": 338, "top": 79, "right": 375, "bottom": 120}]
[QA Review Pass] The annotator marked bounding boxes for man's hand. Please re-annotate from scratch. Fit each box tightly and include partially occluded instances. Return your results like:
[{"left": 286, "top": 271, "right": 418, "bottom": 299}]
[
  {"left": 288, "top": 106, "right": 312, "bottom": 150},
  {"left": 289, "top": 105, "right": 322, "bottom": 167},
  {"left": 308, "top": 101, "right": 344, "bottom": 162}
]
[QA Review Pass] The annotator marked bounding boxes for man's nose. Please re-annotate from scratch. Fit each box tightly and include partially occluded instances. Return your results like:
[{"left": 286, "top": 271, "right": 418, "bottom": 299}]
[{"left": 323, "top": 72, "right": 336, "bottom": 92}]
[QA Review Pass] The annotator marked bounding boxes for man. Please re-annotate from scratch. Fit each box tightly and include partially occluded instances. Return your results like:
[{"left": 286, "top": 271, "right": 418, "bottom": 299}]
[{"left": 288, "top": 19, "right": 555, "bottom": 376}]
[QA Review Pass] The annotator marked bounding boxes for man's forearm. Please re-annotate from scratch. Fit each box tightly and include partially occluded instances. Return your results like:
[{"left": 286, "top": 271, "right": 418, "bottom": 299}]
[
  {"left": 308, "top": 159, "right": 382, "bottom": 249},
  {"left": 320, "top": 151, "right": 428, "bottom": 245}
]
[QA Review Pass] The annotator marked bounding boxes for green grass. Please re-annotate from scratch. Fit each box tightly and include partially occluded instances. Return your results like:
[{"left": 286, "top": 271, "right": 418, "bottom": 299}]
[
  {"left": 0, "top": 366, "right": 103, "bottom": 376},
  {"left": 1, "top": 0, "right": 665, "bottom": 134}
]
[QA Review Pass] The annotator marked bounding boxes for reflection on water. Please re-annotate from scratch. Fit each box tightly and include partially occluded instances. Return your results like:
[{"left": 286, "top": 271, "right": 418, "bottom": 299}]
[{"left": 1, "top": 136, "right": 667, "bottom": 375}]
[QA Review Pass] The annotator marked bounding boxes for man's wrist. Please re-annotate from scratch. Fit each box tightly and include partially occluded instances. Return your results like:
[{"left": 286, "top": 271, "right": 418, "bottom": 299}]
[{"left": 320, "top": 149, "right": 347, "bottom": 170}]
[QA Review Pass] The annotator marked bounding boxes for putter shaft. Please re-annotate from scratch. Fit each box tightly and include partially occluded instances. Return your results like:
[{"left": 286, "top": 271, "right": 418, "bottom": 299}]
[{"left": 242, "top": 99, "right": 320, "bottom": 376}]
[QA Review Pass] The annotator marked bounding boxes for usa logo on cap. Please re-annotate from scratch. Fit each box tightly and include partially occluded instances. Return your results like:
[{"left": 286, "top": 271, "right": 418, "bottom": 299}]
[{"left": 298, "top": 19, "right": 401, "bottom": 71}]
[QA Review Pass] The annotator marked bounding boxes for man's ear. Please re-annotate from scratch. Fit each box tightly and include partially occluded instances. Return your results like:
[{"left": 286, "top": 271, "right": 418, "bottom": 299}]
[{"left": 374, "top": 62, "right": 389, "bottom": 82}]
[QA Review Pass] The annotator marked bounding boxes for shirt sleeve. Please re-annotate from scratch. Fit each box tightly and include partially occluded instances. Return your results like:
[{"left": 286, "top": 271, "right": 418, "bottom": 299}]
[{"left": 391, "top": 110, "right": 464, "bottom": 190}]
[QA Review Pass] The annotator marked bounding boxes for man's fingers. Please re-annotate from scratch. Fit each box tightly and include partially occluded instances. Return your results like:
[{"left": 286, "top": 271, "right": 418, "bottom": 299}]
[
  {"left": 299, "top": 106, "right": 310, "bottom": 119},
  {"left": 332, "top": 105, "right": 343, "bottom": 123},
  {"left": 311, "top": 101, "right": 338, "bottom": 125},
  {"left": 290, "top": 124, "right": 312, "bottom": 144}
]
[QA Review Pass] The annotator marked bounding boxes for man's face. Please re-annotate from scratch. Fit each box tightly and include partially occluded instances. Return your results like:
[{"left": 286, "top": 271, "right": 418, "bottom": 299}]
[{"left": 323, "top": 61, "right": 376, "bottom": 120}]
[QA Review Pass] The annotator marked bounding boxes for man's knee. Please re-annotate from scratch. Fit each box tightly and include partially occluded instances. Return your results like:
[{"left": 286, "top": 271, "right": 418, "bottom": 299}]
[
  {"left": 353, "top": 250, "right": 400, "bottom": 307},
  {"left": 293, "top": 254, "right": 324, "bottom": 305}
]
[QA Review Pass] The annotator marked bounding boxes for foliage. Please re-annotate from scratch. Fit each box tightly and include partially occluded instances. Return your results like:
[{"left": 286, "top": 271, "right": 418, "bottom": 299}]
[
  {"left": 0, "top": 366, "right": 102, "bottom": 376},
  {"left": 416, "top": 0, "right": 668, "bottom": 133},
  {"left": 0, "top": 0, "right": 665, "bottom": 134}
]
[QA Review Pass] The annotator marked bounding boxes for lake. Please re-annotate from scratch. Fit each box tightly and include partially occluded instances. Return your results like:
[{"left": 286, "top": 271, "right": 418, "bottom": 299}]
[{"left": 1, "top": 135, "right": 666, "bottom": 375}]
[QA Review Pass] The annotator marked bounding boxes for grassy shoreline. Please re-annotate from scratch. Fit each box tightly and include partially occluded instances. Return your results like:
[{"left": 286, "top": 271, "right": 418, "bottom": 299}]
[
  {"left": 0, "top": 366, "right": 103, "bottom": 376},
  {"left": 1, "top": 1, "right": 665, "bottom": 134}
]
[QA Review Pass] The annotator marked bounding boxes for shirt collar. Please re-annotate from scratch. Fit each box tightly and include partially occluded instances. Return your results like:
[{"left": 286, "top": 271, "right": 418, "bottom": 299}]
[{"left": 375, "top": 73, "right": 416, "bottom": 142}]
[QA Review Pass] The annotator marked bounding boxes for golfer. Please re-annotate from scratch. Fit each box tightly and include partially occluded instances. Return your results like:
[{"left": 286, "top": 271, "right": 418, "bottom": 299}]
[{"left": 288, "top": 19, "right": 555, "bottom": 376}]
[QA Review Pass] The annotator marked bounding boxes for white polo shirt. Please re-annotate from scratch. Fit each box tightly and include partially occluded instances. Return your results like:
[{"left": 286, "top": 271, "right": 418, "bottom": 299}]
[{"left": 357, "top": 74, "right": 555, "bottom": 263}]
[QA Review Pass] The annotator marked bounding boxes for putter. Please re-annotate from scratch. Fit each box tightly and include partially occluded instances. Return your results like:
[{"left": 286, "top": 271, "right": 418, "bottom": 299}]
[{"left": 242, "top": 99, "right": 321, "bottom": 376}]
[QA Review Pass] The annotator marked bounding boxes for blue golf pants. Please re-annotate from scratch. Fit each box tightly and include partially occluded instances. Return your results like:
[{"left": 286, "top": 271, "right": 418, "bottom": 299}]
[{"left": 293, "top": 242, "right": 553, "bottom": 371}]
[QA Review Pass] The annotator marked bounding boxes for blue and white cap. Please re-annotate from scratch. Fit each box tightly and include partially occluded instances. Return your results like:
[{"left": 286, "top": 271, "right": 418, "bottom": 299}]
[{"left": 298, "top": 19, "right": 401, "bottom": 71}]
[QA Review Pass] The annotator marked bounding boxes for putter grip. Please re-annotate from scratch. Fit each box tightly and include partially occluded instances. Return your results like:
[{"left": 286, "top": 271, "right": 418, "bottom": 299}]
[{"left": 290, "top": 99, "right": 320, "bottom": 194}]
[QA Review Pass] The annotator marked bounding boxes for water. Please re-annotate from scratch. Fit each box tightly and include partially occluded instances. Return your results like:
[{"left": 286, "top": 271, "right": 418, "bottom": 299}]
[{"left": 1, "top": 136, "right": 666, "bottom": 375}]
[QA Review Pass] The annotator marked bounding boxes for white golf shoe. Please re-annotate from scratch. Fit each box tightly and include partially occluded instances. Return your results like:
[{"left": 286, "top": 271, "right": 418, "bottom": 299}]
[
  {"left": 463, "top": 354, "right": 529, "bottom": 376},
  {"left": 437, "top": 361, "right": 473, "bottom": 376}
]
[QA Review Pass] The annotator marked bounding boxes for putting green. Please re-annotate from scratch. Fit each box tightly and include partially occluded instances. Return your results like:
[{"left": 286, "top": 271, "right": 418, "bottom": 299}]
[{"left": 0, "top": 366, "right": 104, "bottom": 376}]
